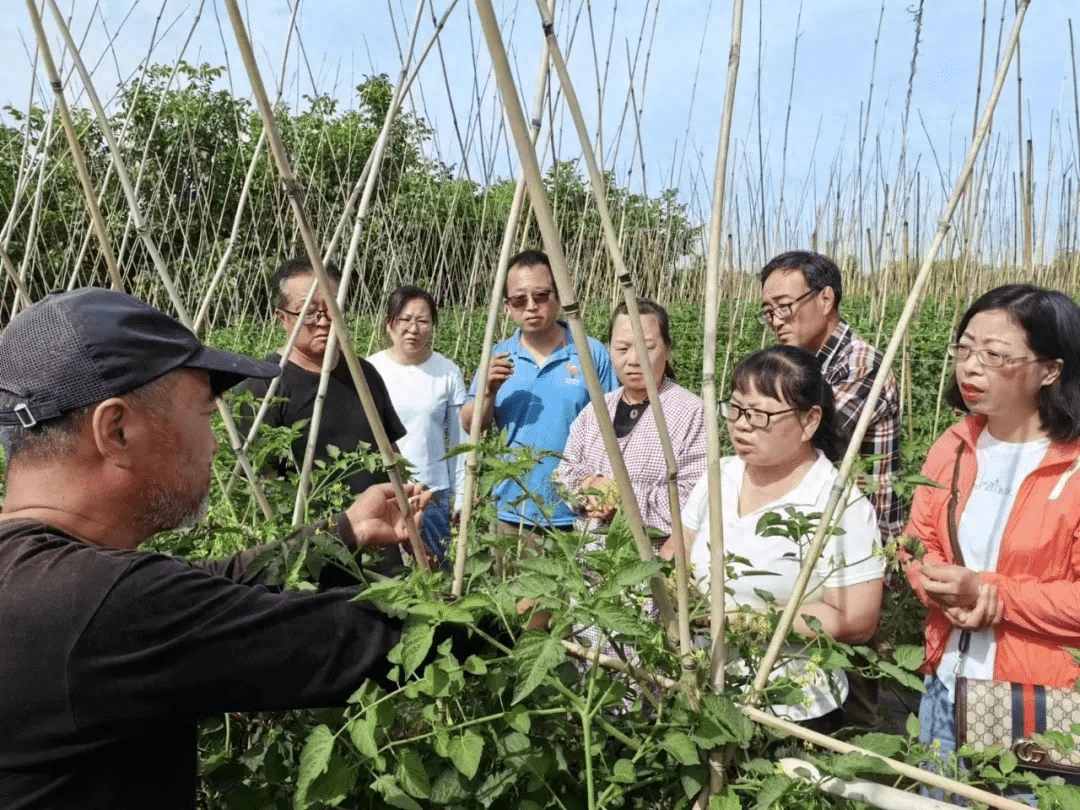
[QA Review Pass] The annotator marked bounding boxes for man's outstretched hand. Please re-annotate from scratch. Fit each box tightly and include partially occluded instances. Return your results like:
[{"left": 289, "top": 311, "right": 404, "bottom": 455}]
[{"left": 347, "top": 483, "right": 431, "bottom": 549}]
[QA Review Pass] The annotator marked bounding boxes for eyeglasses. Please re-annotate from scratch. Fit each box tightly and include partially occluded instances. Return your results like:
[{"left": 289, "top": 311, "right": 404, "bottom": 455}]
[
  {"left": 393, "top": 316, "right": 433, "bottom": 330},
  {"left": 505, "top": 289, "right": 555, "bottom": 310},
  {"left": 757, "top": 288, "right": 819, "bottom": 325},
  {"left": 280, "top": 307, "right": 331, "bottom": 326},
  {"left": 720, "top": 399, "right": 799, "bottom": 429},
  {"left": 946, "top": 343, "right": 1041, "bottom": 368}
]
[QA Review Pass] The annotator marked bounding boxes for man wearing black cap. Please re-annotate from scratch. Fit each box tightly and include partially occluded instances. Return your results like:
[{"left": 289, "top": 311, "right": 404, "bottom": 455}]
[{"left": 0, "top": 288, "right": 427, "bottom": 809}]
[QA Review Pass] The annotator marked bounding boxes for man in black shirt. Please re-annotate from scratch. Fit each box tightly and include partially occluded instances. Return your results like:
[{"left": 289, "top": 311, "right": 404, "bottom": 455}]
[
  {"left": 236, "top": 257, "right": 406, "bottom": 497},
  {"left": 0, "top": 288, "right": 427, "bottom": 809}
]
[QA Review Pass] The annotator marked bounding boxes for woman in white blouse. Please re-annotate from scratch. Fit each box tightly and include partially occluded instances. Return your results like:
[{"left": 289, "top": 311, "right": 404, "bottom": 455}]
[
  {"left": 368, "top": 286, "right": 466, "bottom": 561},
  {"left": 667, "top": 345, "right": 884, "bottom": 729}
]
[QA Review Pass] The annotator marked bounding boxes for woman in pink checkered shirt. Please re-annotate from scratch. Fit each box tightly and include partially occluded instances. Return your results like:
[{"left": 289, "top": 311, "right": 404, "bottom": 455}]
[{"left": 555, "top": 300, "right": 707, "bottom": 547}]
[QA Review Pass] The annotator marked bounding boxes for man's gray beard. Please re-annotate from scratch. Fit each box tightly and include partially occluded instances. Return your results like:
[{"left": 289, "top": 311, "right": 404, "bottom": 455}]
[{"left": 140, "top": 481, "right": 211, "bottom": 536}]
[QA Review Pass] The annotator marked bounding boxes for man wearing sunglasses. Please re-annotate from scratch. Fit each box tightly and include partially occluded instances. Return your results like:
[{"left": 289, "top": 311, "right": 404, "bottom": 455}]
[
  {"left": 759, "top": 249, "right": 903, "bottom": 729},
  {"left": 462, "top": 250, "right": 616, "bottom": 535}
]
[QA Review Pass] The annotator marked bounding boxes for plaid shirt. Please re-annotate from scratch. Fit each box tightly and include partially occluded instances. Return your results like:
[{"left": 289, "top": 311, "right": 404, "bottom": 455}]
[
  {"left": 555, "top": 378, "right": 708, "bottom": 537},
  {"left": 816, "top": 322, "right": 905, "bottom": 542}
]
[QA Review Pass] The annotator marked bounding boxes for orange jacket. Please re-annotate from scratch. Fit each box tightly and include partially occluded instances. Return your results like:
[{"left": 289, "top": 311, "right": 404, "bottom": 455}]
[{"left": 906, "top": 415, "right": 1080, "bottom": 687}]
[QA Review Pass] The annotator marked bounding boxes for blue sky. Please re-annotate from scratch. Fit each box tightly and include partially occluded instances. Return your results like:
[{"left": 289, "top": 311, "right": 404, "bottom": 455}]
[{"left": 2, "top": 1, "right": 1078, "bottom": 263}]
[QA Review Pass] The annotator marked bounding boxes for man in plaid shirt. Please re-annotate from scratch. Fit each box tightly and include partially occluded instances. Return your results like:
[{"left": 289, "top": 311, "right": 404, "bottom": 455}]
[
  {"left": 758, "top": 250, "right": 903, "bottom": 729},
  {"left": 758, "top": 250, "right": 903, "bottom": 542}
]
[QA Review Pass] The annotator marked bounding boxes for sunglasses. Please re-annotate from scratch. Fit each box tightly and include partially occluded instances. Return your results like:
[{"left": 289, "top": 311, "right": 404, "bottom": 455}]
[{"left": 505, "top": 289, "right": 555, "bottom": 310}]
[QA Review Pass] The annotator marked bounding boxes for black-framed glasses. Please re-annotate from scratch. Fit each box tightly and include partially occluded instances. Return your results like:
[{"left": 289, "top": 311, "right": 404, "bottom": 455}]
[
  {"left": 280, "top": 307, "right": 331, "bottom": 326},
  {"left": 720, "top": 399, "right": 799, "bottom": 429},
  {"left": 506, "top": 289, "right": 555, "bottom": 310},
  {"left": 757, "top": 288, "right": 819, "bottom": 324},
  {"left": 946, "top": 342, "right": 1041, "bottom": 368}
]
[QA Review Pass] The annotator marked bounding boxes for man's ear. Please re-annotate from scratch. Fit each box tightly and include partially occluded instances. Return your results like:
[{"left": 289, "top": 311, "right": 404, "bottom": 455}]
[
  {"left": 274, "top": 308, "right": 288, "bottom": 330},
  {"left": 90, "top": 398, "right": 137, "bottom": 466},
  {"left": 818, "top": 285, "right": 836, "bottom": 314}
]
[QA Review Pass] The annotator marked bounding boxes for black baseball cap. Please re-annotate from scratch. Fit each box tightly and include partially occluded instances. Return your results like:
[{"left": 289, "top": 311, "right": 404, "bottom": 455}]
[{"left": 0, "top": 287, "right": 280, "bottom": 428}]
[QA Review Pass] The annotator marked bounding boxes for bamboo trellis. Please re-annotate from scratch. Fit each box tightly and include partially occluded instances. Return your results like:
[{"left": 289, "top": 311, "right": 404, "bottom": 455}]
[{"left": 6, "top": 0, "right": 1072, "bottom": 807}]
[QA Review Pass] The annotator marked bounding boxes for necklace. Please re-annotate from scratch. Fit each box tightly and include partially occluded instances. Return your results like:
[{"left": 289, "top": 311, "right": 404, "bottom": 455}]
[{"left": 620, "top": 391, "right": 649, "bottom": 420}]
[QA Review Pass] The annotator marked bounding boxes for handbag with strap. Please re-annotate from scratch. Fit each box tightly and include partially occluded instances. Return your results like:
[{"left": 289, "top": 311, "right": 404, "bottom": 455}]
[
  {"left": 955, "top": 676, "right": 1080, "bottom": 774},
  {"left": 946, "top": 443, "right": 1080, "bottom": 775}
]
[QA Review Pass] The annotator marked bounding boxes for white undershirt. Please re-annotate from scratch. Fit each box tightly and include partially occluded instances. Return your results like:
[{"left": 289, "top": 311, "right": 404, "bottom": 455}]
[{"left": 937, "top": 429, "right": 1049, "bottom": 700}]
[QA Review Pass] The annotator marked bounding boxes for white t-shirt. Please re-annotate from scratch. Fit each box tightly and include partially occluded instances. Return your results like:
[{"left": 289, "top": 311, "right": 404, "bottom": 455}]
[
  {"left": 937, "top": 430, "right": 1049, "bottom": 700},
  {"left": 683, "top": 451, "right": 884, "bottom": 720},
  {"left": 367, "top": 350, "right": 467, "bottom": 501}
]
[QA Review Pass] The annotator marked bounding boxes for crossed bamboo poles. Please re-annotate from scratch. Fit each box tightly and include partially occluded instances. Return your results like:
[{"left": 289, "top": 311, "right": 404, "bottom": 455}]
[{"left": 21, "top": 0, "right": 1034, "bottom": 806}]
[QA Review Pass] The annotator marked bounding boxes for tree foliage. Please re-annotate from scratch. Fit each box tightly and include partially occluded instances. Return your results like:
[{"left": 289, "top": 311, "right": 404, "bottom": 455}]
[{"left": 0, "top": 61, "right": 699, "bottom": 322}]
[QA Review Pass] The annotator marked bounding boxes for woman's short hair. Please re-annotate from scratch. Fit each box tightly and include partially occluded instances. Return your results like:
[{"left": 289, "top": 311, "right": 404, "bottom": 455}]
[
  {"left": 608, "top": 298, "right": 676, "bottom": 381},
  {"left": 731, "top": 345, "right": 843, "bottom": 461},
  {"left": 385, "top": 285, "right": 438, "bottom": 328},
  {"left": 945, "top": 284, "right": 1080, "bottom": 442}
]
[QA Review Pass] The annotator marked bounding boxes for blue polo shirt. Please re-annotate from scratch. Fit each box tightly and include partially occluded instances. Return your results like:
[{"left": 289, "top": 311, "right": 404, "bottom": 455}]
[{"left": 466, "top": 322, "right": 616, "bottom": 527}]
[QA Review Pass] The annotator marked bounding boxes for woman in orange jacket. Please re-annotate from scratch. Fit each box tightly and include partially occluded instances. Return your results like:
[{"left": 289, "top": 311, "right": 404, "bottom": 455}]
[{"left": 905, "top": 284, "right": 1080, "bottom": 757}]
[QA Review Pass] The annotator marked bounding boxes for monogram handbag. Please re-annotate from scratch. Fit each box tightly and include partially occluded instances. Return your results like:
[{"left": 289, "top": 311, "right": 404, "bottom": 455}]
[
  {"left": 955, "top": 677, "right": 1080, "bottom": 774},
  {"left": 945, "top": 444, "right": 1080, "bottom": 775}
]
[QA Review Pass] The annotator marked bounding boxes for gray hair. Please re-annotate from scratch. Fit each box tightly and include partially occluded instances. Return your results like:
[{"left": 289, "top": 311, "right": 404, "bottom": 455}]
[{"left": 0, "top": 373, "right": 180, "bottom": 473}]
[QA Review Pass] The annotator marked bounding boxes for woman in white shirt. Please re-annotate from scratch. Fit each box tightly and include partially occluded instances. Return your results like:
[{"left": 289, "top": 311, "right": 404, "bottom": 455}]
[
  {"left": 368, "top": 286, "right": 466, "bottom": 561},
  {"left": 666, "top": 345, "right": 884, "bottom": 729}
]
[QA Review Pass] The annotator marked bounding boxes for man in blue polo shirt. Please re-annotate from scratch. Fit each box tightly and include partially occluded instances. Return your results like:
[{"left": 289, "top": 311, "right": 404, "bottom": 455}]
[{"left": 462, "top": 250, "right": 616, "bottom": 532}]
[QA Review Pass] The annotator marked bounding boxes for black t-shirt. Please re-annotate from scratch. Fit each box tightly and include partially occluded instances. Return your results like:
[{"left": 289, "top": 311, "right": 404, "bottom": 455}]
[
  {"left": 0, "top": 518, "right": 401, "bottom": 809},
  {"left": 236, "top": 354, "right": 406, "bottom": 496}
]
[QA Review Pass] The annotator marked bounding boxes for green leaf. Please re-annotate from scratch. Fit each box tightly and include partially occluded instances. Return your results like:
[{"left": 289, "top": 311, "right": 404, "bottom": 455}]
[
  {"left": 753, "top": 774, "right": 793, "bottom": 809},
  {"left": 304, "top": 752, "right": 357, "bottom": 807},
  {"left": 516, "top": 556, "right": 571, "bottom": 578},
  {"left": 429, "top": 767, "right": 470, "bottom": 803},
  {"left": 662, "top": 731, "right": 700, "bottom": 766},
  {"left": 507, "top": 573, "right": 558, "bottom": 600},
  {"left": 594, "top": 560, "right": 663, "bottom": 597},
  {"left": 463, "top": 654, "right": 488, "bottom": 675},
  {"left": 700, "top": 692, "right": 756, "bottom": 745},
  {"left": 512, "top": 633, "right": 564, "bottom": 705},
  {"left": 370, "top": 774, "right": 423, "bottom": 810},
  {"left": 294, "top": 724, "right": 334, "bottom": 810},
  {"left": 396, "top": 748, "right": 431, "bottom": 799},
  {"left": 827, "top": 751, "right": 896, "bottom": 779},
  {"left": 589, "top": 603, "right": 648, "bottom": 636},
  {"left": 347, "top": 712, "right": 378, "bottom": 758},
  {"left": 398, "top": 620, "right": 435, "bottom": 676},
  {"left": 892, "top": 644, "right": 925, "bottom": 671},
  {"left": 709, "top": 787, "right": 743, "bottom": 810},
  {"left": 681, "top": 765, "right": 707, "bottom": 799},
  {"left": 406, "top": 600, "right": 474, "bottom": 624},
  {"left": 611, "top": 758, "right": 637, "bottom": 783},
  {"left": 448, "top": 731, "right": 485, "bottom": 779},
  {"left": 906, "top": 713, "right": 921, "bottom": 738},
  {"left": 876, "top": 661, "right": 925, "bottom": 691},
  {"left": 1000, "top": 749, "right": 1017, "bottom": 775},
  {"left": 505, "top": 705, "right": 532, "bottom": 734},
  {"left": 849, "top": 732, "right": 904, "bottom": 757}
]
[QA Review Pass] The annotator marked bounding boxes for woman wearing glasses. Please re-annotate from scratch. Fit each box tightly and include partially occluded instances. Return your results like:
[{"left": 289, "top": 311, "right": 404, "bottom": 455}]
[
  {"left": 904, "top": 284, "right": 1080, "bottom": 758},
  {"left": 668, "top": 345, "right": 884, "bottom": 729},
  {"left": 368, "top": 285, "right": 466, "bottom": 562},
  {"left": 555, "top": 299, "right": 707, "bottom": 544}
]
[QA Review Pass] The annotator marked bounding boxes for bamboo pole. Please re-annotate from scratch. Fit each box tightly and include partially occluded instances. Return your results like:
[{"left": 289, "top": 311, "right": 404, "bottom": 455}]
[
  {"left": 750, "top": 0, "right": 1032, "bottom": 704},
  {"left": 290, "top": 0, "right": 428, "bottom": 526},
  {"left": 745, "top": 708, "right": 1032, "bottom": 810},
  {"left": 40, "top": 0, "right": 274, "bottom": 522},
  {"left": 532, "top": 0, "right": 692, "bottom": 659},
  {"left": 223, "top": 0, "right": 429, "bottom": 571},
  {"left": 452, "top": 1, "right": 555, "bottom": 597},
  {"left": 702, "top": 0, "right": 746, "bottom": 703},
  {"left": 24, "top": 0, "right": 123, "bottom": 291},
  {"left": 472, "top": 0, "right": 678, "bottom": 634}
]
